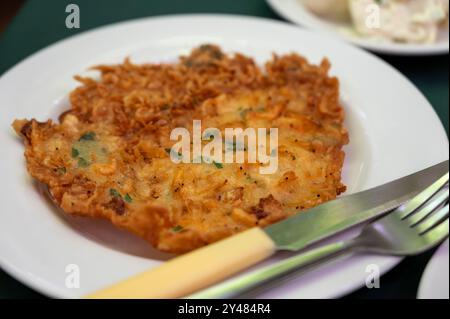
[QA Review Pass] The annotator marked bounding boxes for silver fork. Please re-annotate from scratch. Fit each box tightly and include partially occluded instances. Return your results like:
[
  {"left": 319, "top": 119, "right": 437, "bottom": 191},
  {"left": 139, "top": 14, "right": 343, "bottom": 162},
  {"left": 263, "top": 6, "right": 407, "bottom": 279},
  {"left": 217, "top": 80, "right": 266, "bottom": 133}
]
[{"left": 189, "top": 173, "right": 449, "bottom": 299}]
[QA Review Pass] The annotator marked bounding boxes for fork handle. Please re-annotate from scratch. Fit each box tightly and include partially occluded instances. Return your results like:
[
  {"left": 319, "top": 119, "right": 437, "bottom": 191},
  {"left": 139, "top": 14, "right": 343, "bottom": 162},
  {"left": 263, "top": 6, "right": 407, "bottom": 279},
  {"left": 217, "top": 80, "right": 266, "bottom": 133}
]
[{"left": 188, "top": 240, "right": 355, "bottom": 299}]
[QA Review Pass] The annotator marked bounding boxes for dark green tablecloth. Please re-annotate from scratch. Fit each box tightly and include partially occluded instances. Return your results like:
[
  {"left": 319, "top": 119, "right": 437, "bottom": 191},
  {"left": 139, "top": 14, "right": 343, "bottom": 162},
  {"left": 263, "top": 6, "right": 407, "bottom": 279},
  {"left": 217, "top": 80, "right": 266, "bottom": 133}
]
[{"left": 0, "top": 0, "right": 448, "bottom": 299}]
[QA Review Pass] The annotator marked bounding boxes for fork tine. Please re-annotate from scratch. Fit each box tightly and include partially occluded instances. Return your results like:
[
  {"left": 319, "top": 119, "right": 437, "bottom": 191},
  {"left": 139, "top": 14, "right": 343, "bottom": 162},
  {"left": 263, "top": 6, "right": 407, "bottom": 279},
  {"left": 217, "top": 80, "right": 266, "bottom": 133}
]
[
  {"left": 398, "top": 173, "right": 449, "bottom": 219},
  {"left": 406, "top": 186, "right": 449, "bottom": 226},
  {"left": 414, "top": 205, "right": 449, "bottom": 234},
  {"left": 420, "top": 215, "right": 449, "bottom": 244}
]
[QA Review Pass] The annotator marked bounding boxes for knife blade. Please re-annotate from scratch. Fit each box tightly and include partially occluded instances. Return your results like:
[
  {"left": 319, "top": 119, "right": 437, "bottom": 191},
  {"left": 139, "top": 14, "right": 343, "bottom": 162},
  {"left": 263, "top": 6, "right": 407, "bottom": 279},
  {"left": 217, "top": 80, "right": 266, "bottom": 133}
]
[
  {"left": 88, "top": 160, "right": 448, "bottom": 299},
  {"left": 265, "top": 160, "right": 449, "bottom": 251}
]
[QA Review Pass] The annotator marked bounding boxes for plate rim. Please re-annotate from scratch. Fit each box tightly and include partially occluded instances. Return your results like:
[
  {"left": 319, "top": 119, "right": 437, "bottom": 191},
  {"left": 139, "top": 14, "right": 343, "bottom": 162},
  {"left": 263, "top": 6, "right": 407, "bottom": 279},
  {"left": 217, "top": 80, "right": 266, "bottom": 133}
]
[
  {"left": 417, "top": 239, "right": 449, "bottom": 299},
  {"left": 0, "top": 13, "right": 448, "bottom": 299}
]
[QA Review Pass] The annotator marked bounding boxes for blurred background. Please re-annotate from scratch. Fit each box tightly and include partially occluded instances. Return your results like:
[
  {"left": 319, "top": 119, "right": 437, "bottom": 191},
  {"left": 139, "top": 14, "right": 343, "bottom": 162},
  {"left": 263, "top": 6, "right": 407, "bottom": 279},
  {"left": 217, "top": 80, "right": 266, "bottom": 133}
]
[{"left": 0, "top": 0, "right": 24, "bottom": 33}]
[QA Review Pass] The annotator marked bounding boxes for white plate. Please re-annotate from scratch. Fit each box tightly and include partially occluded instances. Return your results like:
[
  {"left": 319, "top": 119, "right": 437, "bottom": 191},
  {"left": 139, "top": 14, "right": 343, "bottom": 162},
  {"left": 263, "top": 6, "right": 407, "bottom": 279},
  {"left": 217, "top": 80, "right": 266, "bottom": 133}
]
[
  {"left": 0, "top": 14, "right": 448, "bottom": 299},
  {"left": 418, "top": 239, "right": 449, "bottom": 299},
  {"left": 267, "top": 0, "right": 450, "bottom": 55}
]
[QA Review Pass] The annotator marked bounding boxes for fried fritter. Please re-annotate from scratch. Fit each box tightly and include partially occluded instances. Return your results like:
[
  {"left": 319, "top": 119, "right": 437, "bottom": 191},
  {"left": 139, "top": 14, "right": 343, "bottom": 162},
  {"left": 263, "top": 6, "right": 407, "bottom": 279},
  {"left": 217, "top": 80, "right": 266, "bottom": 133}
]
[{"left": 12, "top": 45, "right": 348, "bottom": 253}]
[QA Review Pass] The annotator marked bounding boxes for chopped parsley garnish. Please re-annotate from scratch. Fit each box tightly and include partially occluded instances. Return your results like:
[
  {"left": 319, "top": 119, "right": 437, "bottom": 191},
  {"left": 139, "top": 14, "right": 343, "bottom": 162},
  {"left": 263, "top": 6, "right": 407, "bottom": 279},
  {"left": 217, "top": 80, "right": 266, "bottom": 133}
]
[
  {"left": 165, "top": 148, "right": 182, "bottom": 159},
  {"left": 171, "top": 225, "right": 184, "bottom": 233},
  {"left": 213, "top": 161, "right": 224, "bottom": 169},
  {"left": 124, "top": 193, "right": 133, "bottom": 203},
  {"left": 196, "top": 156, "right": 223, "bottom": 168},
  {"left": 239, "top": 109, "right": 249, "bottom": 119},
  {"left": 109, "top": 188, "right": 121, "bottom": 198},
  {"left": 77, "top": 157, "right": 90, "bottom": 168},
  {"left": 79, "top": 131, "right": 96, "bottom": 141},
  {"left": 109, "top": 189, "right": 133, "bottom": 204},
  {"left": 56, "top": 167, "right": 67, "bottom": 174},
  {"left": 71, "top": 148, "right": 79, "bottom": 158}
]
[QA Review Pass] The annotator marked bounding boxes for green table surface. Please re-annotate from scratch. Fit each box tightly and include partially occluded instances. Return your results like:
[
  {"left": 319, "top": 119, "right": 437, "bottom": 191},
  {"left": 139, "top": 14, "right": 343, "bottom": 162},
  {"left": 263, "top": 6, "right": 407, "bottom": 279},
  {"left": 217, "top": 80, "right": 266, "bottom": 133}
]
[{"left": 0, "top": 0, "right": 448, "bottom": 299}]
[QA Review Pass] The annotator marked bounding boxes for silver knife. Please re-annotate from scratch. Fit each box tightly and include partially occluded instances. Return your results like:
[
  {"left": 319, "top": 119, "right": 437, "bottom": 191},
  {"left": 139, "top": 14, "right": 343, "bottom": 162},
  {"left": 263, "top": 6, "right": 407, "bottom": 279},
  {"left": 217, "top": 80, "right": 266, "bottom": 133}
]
[
  {"left": 265, "top": 160, "right": 449, "bottom": 251},
  {"left": 88, "top": 160, "right": 448, "bottom": 299}
]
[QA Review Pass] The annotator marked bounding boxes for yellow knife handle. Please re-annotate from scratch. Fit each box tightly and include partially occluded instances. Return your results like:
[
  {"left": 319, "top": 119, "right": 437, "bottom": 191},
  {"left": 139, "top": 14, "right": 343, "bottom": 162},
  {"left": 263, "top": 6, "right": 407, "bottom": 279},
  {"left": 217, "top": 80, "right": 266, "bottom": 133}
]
[{"left": 86, "top": 227, "right": 276, "bottom": 299}]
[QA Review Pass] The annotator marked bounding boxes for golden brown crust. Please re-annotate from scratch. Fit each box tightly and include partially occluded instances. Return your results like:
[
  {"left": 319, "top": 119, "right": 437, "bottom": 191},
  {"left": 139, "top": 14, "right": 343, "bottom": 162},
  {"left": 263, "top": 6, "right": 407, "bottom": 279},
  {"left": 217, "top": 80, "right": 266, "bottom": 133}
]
[{"left": 12, "top": 45, "right": 348, "bottom": 254}]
